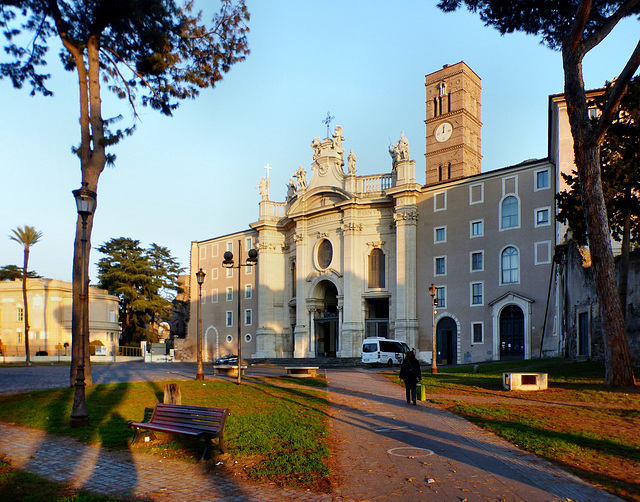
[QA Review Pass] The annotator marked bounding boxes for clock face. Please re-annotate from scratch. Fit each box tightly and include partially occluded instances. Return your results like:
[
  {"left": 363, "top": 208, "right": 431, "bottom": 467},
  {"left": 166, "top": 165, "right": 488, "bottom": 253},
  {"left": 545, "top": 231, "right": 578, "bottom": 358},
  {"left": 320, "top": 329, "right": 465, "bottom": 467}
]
[{"left": 435, "top": 122, "right": 453, "bottom": 142}]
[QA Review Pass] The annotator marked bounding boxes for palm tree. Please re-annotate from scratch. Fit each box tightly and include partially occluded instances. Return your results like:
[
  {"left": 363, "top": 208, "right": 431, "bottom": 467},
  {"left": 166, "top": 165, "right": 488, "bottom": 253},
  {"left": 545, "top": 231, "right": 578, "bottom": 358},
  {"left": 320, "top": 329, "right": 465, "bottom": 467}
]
[{"left": 10, "top": 225, "right": 43, "bottom": 365}]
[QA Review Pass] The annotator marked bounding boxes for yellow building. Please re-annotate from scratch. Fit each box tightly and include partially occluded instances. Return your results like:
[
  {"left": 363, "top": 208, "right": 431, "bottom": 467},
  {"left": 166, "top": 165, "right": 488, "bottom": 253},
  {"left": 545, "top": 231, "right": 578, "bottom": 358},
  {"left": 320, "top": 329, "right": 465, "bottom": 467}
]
[{"left": 0, "top": 278, "right": 120, "bottom": 357}]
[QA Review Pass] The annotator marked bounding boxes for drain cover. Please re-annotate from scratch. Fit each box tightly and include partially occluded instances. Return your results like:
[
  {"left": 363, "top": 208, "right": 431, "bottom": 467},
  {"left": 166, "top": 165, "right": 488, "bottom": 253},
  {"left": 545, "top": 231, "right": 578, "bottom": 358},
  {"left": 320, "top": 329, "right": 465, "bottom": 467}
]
[{"left": 387, "top": 447, "right": 434, "bottom": 458}]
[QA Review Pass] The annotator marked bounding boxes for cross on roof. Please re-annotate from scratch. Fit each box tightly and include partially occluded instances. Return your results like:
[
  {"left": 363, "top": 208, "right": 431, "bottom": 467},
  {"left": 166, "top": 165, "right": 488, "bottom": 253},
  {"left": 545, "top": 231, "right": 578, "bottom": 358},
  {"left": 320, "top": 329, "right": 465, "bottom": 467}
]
[
  {"left": 322, "top": 112, "right": 334, "bottom": 138},
  {"left": 264, "top": 163, "right": 272, "bottom": 179}
]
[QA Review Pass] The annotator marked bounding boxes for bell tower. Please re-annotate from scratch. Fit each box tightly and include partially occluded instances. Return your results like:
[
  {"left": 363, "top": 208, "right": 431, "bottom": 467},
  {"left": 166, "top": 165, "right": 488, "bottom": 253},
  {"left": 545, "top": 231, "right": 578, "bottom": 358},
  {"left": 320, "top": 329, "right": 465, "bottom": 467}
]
[{"left": 425, "top": 62, "right": 482, "bottom": 185}]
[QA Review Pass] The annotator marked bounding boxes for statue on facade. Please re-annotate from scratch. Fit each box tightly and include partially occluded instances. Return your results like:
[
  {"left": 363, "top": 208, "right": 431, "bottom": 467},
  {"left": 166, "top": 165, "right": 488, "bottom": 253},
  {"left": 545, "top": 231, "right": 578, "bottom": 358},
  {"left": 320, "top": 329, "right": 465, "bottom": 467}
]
[
  {"left": 332, "top": 125, "right": 344, "bottom": 149},
  {"left": 294, "top": 165, "right": 307, "bottom": 189},
  {"left": 389, "top": 132, "right": 411, "bottom": 168},
  {"left": 286, "top": 178, "right": 297, "bottom": 200},
  {"left": 348, "top": 149, "right": 357, "bottom": 175},
  {"left": 258, "top": 176, "right": 270, "bottom": 200},
  {"left": 398, "top": 131, "right": 410, "bottom": 160}
]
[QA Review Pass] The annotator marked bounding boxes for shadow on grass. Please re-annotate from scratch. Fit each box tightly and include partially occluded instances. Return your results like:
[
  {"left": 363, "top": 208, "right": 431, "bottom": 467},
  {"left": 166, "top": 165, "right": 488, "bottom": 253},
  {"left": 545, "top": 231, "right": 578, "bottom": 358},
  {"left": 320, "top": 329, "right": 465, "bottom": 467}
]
[{"left": 458, "top": 411, "right": 640, "bottom": 499}]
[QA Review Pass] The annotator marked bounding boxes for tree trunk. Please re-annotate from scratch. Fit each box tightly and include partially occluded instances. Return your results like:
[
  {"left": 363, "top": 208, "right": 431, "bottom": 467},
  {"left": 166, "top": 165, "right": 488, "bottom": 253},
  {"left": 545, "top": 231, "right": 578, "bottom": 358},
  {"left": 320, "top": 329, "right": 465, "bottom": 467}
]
[
  {"left": 563, "top": 47, "right": 635, "bottom": 387},
  {"left": 577, "top": 146, "right": 635, "bottom": 386},
  {"left": 22, "top": 248, "right": 30, "bottom": 365}
]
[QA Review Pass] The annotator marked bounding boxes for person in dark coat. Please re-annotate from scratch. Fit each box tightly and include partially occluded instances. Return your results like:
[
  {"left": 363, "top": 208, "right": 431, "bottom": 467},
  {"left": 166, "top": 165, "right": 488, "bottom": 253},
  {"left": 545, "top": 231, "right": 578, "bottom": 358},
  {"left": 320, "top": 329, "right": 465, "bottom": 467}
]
[{"left": 399, "top": 350, "right": 421, "bottom": 405}]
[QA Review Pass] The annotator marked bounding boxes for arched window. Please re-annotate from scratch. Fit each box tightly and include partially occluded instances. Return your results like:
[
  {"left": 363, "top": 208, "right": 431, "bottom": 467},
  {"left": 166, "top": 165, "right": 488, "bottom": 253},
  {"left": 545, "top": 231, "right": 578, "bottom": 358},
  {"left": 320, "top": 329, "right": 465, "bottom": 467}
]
[
  {"left": 501, "top": 246, "right": 519, "bottom": 284},
  {"left": 501, "top": 195, "right": 519, "bottom": 229},
  {"left": 368, "top": 248, "right": 385, "bottom": 288}
]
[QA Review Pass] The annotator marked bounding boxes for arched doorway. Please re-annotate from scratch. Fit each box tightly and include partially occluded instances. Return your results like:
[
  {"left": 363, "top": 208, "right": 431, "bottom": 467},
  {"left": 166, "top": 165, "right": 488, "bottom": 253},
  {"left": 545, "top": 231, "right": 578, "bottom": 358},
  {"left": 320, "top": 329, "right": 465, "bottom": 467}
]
[
  {"left": 500, "top": 305, "right": 524, "bottom": 359},
  {"left": 314, "top": 280, "right": 339, "bottom": 357},
  {"left": 436, "top": 317, "right": 457, "bottom": 365}
]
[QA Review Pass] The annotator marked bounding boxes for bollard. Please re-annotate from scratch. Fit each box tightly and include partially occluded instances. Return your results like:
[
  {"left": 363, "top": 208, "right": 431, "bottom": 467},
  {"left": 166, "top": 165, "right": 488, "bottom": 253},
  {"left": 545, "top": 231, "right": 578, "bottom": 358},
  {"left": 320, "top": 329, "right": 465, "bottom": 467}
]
[{"left": 418, "top": 383, "right": 426, "bottom": 401}]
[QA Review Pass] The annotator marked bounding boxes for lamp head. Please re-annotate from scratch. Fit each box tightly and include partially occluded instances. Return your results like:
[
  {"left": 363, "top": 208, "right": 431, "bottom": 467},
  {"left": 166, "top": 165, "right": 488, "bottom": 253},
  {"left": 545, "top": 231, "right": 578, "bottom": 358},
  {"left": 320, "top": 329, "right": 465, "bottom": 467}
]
[
  {"left": 196, "top": 268, "right": 206, "bottom": 285},
  {"left": 72, "top": 185, "right": 97, "bottom": 217},
  {"left": 246, "top": 248, "right": 258, "bottom": 265},
  {"left": 222, "top": 251, "right": 234, "bottom": 268}
]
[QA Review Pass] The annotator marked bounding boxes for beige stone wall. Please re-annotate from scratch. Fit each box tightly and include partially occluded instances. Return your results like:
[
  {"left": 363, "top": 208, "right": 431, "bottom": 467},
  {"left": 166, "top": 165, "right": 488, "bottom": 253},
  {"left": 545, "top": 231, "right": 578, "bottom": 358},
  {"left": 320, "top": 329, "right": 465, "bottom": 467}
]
[{"left": 0, "top": 279, "right": 120, "bottom": 356}]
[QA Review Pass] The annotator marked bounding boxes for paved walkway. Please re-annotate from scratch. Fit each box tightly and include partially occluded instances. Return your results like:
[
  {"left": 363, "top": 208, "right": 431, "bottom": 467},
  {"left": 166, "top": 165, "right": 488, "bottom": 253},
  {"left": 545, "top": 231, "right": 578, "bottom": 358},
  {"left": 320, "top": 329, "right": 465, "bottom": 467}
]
[{"left": 0, "top": 364, "right": 622, "bottom": 501}]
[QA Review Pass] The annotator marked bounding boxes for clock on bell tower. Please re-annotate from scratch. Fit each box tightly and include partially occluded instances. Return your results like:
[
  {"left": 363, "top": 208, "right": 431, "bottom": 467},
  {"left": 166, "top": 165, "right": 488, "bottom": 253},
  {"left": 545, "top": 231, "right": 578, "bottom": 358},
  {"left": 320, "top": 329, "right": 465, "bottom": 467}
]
[{"left": 425, "top": 62, "right": 482, "bottom": 185}]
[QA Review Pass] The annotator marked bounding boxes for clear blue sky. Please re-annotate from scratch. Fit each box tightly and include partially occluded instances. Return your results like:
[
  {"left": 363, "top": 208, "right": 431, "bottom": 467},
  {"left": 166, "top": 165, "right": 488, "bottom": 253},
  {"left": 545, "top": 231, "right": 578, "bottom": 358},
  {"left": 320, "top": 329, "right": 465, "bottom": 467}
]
[{"left": 1, "top": 1, "right": 637, "bottom": 282}]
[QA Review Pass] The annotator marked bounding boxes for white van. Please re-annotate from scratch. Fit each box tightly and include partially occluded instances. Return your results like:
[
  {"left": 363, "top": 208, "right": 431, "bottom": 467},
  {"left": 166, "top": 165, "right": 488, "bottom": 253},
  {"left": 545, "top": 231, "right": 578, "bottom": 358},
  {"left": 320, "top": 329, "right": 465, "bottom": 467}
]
[{"left": 361, "top": 337, "right": 411, "bottom": 367}]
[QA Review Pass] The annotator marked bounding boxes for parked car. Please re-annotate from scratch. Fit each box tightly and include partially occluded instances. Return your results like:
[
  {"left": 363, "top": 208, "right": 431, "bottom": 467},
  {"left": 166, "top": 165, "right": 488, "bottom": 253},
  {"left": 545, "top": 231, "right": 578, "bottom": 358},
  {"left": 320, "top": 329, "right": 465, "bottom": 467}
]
[{"left": 214, "top": 354, "right": 238, "bottom": 365}]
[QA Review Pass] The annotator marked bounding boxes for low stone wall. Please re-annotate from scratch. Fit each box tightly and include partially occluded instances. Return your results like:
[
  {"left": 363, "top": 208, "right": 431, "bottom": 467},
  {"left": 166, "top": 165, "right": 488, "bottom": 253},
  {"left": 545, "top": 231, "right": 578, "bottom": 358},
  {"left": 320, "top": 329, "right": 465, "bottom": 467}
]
[{"left": 564, "top": 242, "right": 640, "bottom": 364}]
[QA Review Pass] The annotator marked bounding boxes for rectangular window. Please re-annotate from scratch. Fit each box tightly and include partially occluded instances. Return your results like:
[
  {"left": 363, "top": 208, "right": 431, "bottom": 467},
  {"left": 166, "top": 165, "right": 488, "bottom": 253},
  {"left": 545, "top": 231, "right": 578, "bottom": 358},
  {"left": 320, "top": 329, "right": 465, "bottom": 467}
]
[
  {"left": 535, "top": 241, "right": 552, "bottom": 265},
  {"left": 211, "top": 268, "right": 218, "bottom": 280},
  {"left": 368, "top": 248, "right": 386, "bottom": 288},
  {"left": 226, "top": 311, "right": 233, "bottom": 327},
  {"left": 471, "top": 282, "right": 483, "bottom": 306},
  {"left": 471, "top": 251, "right": 484, "bottom": 272},
  {"left": 472, "top": 323, "right": 483, "bottom": 344},
  {"left": 245, "top": 284, "right": 252, "bottom": 299},
  {"left": 227, "top": 242, "right": 233, "bottom": 253},
  {"left": 469, "top": 183, "right": 484, "bottom": 205},
  {"left": 536, "top": 207, "right": 550, "bottom": 227},
  {"left": 246, "top": 237, "right": 252, "bottom": 250},
  {"left": 434, "top": 192, "right": 447, "bottom": 212},
  {"left": 470, "top": 220, "right": 483, "bottom": 237},
  {"left": 535, "top": 169, "right": 550, "bottom": 190},
  {"left": 246, "top": 263, "right": 252, "bottom": 274},
  {"left": 17, "top": 307, "right": 23, "bottom": 322},
  {"left": 212, "top": 289, "right": 218, "bottom": 303},
  {"left": 244, "top": 309, "right": 252, "bottom": 326},
  {"left": 435, "top": 256, "right": 446, "bottom": 276},
  {"left": 226, "top": 267, "right": 233, "bottom": 278},
  {"left": 200, "top": 246, "right": 206, "bottom": 260},
  {"left": 109, "top": 311, "right": 117, "bottom": 323},
  {"left": 436, "top": 287, "right": 446, "bottom": 308},
  {"left": 434, "top": 226, "right": 446, "bottom": 243},
  {"left": 212, "top": 243, "right": 219, "bottom": 258},
  {"left": 226, "top": 287, "right": 233, "bottom": 301}
]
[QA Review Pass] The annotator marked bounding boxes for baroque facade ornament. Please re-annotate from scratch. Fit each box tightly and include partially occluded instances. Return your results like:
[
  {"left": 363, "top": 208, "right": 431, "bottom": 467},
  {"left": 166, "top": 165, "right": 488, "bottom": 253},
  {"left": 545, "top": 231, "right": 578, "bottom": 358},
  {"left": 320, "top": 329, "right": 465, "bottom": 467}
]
[
  {"left": 342, "top": 222, "right": 363, "bottom": 233},
  {"left": 393, "top": 210, "right": 418, "bottom": 222}
]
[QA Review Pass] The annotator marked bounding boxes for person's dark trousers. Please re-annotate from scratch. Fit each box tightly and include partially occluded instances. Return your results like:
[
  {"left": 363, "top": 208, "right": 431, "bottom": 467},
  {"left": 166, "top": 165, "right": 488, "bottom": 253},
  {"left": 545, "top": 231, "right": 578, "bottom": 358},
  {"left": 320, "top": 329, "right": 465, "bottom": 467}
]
[{"left": 405, "top": 381, "right": 417, "bottom": 404}]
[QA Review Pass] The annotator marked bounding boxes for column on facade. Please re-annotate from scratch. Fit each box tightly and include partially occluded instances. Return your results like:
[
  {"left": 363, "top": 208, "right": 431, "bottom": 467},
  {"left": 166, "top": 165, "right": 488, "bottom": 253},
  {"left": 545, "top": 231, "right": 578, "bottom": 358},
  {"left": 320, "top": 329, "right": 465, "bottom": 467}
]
[
  {"left": 389, "top": 154, "right": 420, "bottom": 350},
  {"left": 253, "top": 227, "right": 283, "bottom": 358},
  {"left": 339, "top": 211, "right": 363, "bottom": 357},
  {"left": 293, "top": 228, "right": 310, "bottom": 357}
]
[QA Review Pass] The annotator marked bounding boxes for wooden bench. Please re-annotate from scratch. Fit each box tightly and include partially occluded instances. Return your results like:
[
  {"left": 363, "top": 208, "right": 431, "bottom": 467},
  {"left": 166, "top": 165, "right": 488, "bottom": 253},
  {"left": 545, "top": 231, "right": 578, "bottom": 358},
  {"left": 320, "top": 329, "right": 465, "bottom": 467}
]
[
  {"left": 285, "top": 366, "right": 319, "bottom": 378},
  {"left": 128, "top": 403, "right": 229, "bottom": 460}
]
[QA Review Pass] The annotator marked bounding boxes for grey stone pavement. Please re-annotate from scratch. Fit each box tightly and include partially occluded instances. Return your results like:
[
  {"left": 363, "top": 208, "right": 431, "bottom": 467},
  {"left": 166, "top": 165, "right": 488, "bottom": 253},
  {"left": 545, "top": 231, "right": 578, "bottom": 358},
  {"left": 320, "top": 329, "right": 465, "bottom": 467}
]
[{"left": 0, "top": 362, "right": 622, "bottom": 501}]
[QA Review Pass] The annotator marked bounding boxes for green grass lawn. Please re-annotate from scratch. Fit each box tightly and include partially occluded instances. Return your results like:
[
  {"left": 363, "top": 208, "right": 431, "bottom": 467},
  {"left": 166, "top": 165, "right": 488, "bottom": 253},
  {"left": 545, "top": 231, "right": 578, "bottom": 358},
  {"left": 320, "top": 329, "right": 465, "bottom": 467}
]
[
  {"left": 385, "top": 359, "right": 640, "bottom": 502},
  {"left": 0, "top": 376, "right": 331, "bottom": 492}
]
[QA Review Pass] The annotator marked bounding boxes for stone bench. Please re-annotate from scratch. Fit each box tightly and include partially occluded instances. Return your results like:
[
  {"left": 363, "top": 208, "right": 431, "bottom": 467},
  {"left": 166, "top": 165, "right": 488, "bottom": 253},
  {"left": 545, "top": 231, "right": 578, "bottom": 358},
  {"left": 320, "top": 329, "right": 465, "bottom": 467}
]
[
  {"left": 502, "top": 372, "right": 548, "bottom": 391},
  {"left": 285, "top": 366, "right": 319, "bottom": 378},
  {"left": 214, "top": 364, "right": 247, "bottom": 377}
]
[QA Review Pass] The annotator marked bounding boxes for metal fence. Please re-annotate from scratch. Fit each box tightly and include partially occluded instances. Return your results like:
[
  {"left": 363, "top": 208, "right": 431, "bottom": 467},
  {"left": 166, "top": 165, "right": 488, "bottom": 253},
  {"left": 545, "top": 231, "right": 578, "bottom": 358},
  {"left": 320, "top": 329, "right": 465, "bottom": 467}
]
[{"left": 0, "top": 344, "right": 142, "bottom": 358}]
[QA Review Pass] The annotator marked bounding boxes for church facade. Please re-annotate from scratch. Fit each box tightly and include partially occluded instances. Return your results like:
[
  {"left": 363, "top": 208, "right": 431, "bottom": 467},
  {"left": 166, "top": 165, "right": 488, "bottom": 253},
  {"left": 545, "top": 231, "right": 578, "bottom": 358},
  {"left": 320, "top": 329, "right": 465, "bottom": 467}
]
[{"left": 187, "top": 62, "right": 570, "bottom": 364}]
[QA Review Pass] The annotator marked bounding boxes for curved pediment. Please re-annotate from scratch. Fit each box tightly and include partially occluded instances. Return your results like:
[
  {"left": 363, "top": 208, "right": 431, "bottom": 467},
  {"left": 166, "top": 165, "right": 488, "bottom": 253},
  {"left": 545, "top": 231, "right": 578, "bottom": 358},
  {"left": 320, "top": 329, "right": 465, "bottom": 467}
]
[{"left": 287, "top": 186, "right": 352, "bottom": 217}]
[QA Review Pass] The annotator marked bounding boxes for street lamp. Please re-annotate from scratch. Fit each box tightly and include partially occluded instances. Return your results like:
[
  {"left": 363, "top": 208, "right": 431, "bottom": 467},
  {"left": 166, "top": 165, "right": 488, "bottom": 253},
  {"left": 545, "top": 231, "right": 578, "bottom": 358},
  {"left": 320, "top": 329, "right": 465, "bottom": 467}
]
[
  {"left": 195, "top": 268, "right": 206, "bottom": 380},
  {"left": 222, "top": 240, "right": 258, "bottom": 385},
  {"left": 429, "top": 283, "right": 439, "bottom": 375},
  {"left": 70, "top": 184, "right": 96, "bottom": 427}
]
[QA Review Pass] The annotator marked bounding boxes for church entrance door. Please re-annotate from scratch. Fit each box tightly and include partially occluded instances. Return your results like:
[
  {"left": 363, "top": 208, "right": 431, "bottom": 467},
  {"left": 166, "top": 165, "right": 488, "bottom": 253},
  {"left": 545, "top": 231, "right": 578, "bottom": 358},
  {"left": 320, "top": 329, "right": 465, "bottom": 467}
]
[
  {"left": 313, "top": 280, "right": 339, "bottom": 357},
  {"left": 500, "top": 305, "right": 525, "bottom": 359},
  {"left": 315, "top": 313, "right": 338, "bottom": 357},
  {"left": 436, "top": 317, "right": 457, "bottom": 365}
]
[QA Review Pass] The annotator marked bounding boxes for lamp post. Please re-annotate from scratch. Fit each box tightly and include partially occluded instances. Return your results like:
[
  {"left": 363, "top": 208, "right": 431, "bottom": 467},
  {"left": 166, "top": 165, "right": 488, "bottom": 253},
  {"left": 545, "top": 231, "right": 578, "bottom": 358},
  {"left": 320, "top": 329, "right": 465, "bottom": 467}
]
[
  {"left": 429, "top": 283, "right": 438, "bottom": 375},
  {"left": 70, "top": 184, "right": 96, "bottom": 427},
  {"left": 222, "top": 239, "right": 258, "bottom": 385},
  {"left": 195, "top": 268, "right": 206, "bottom": 380}
]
